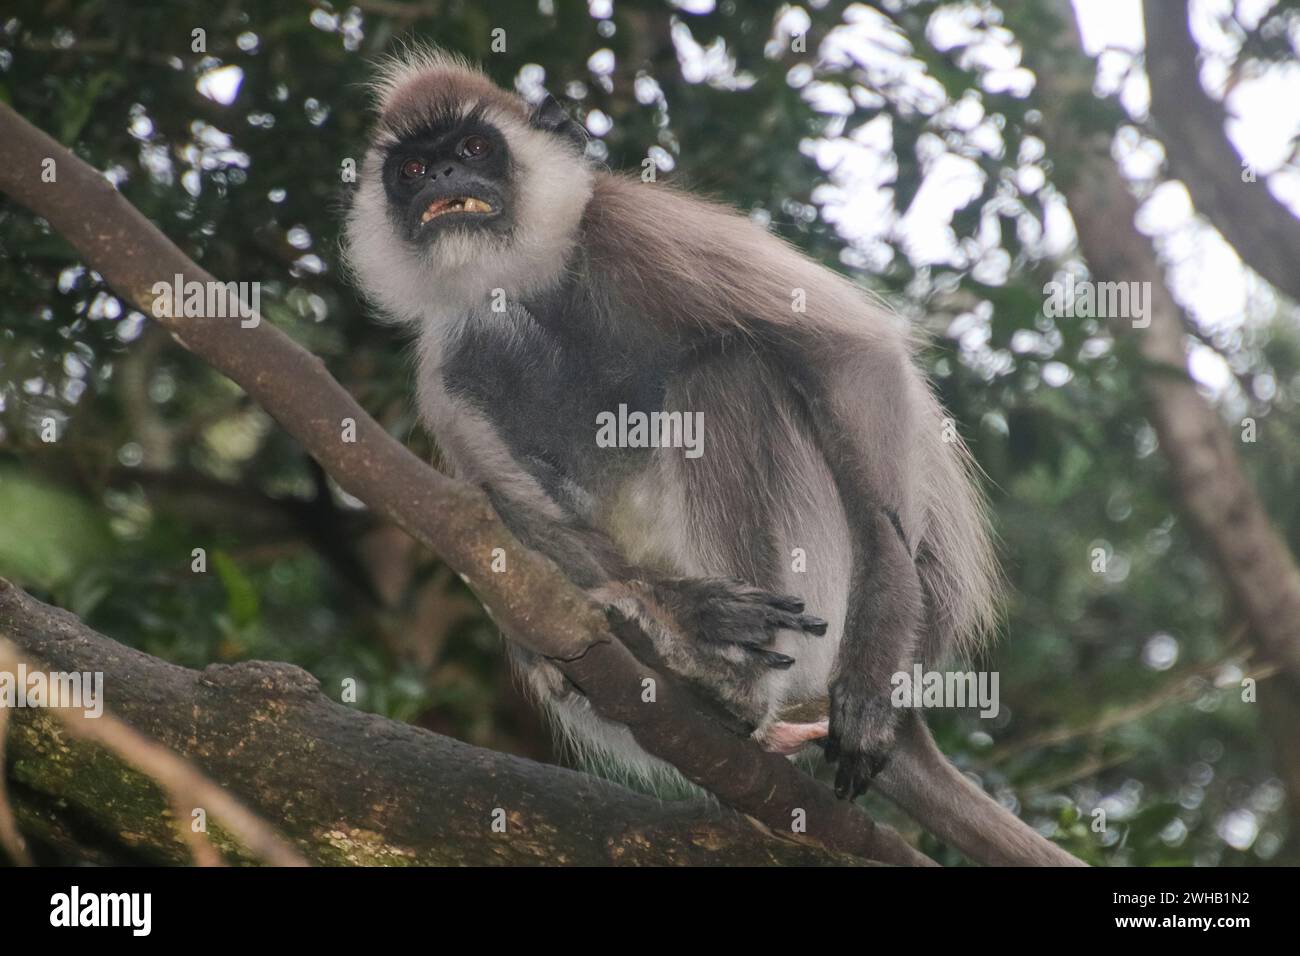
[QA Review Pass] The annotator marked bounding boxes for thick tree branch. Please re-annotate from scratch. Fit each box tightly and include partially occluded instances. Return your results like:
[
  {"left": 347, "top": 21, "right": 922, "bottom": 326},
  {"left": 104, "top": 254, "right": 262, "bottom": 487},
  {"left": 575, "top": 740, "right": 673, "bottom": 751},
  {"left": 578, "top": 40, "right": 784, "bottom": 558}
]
[
  {"left": 0, "top": 102, "right": 942, "bottom": 866},
  {"left": 0, "top": 578, "right": 869, "bottom": 866},
  {"left": 1031, "top": 4, "right": 1300, "bottom": 682},
  {"left": 0, "top": 633, "right": 308, "bottom": 867},
  {"left": 1143, "top": 0, "right": 1300, "bottom": 304}
]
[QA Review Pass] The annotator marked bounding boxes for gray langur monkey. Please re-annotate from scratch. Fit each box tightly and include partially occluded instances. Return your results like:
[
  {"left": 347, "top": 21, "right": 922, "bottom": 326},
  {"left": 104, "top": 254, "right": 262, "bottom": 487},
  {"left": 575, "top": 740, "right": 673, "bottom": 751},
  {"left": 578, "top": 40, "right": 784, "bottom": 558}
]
[{"left": 344, "top": 48, "right": 1079, "bottom": 866}]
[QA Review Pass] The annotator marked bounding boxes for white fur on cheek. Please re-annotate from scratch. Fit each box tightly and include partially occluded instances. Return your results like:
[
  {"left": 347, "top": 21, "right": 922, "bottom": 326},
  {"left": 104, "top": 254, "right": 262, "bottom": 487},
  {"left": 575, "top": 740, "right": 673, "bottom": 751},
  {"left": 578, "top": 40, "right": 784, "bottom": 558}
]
[
  {"left": 341, "top": 148, "right": 439, "bottom": 324},
  {"left": 487, "top": 112, "right": 593, "bottom": 298}
]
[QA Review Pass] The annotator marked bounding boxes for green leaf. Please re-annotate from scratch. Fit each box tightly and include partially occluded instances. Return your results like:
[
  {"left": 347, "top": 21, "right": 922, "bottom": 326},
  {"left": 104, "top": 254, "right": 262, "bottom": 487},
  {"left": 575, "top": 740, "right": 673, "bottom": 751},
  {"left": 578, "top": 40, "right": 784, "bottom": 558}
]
[
  {"left": 211, "top": 550, "right": 261, "bottom": 629},
  {"left": 0, "top": 467, "right": 113, "bottom": 589}
]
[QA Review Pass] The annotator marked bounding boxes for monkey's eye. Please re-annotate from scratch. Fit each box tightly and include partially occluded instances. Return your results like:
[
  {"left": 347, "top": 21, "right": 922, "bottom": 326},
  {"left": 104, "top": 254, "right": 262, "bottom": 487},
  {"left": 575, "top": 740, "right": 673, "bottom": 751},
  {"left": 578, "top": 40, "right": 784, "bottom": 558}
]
[
  {"left": 458, "top": 135, "right": 493, "bottom": 160},
  {"left": 399, "top": 158, "right": 427, "bottom": 179}
]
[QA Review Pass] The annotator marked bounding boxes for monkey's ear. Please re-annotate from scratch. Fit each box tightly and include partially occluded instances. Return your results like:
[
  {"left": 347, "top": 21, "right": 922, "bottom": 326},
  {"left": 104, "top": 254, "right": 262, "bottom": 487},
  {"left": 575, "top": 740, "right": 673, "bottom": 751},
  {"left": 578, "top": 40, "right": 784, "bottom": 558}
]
[{"left": 530, "top": 93, "right": 588, "bottom": 152}]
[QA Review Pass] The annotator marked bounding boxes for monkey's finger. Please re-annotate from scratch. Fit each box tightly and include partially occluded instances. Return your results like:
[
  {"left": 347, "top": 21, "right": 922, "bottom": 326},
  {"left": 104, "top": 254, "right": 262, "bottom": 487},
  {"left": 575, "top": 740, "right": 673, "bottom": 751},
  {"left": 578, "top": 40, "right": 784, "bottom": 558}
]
[
  {"left": 832, "top": 762, "right": 855, "bottom": 799},
  {"left": 764, "top": 594, "right": 806, "bottom": 614},
  {"left": 868, "top": 752, "right": 891, "bottom": 778},
  {"left": 602, "top": 604, "right": 634, "bottom": 628},
  {"left": 798, "top": 614, "right": 828, "bottom": 635},
  {"left": 835, "top": 748, "right": 892, "bottom": 799},
  {"left": 763, "top": 610, "right": 828, "bottom": 636},
  {"left": 742, "top": 642, "right": 796, "bottom": 669}
]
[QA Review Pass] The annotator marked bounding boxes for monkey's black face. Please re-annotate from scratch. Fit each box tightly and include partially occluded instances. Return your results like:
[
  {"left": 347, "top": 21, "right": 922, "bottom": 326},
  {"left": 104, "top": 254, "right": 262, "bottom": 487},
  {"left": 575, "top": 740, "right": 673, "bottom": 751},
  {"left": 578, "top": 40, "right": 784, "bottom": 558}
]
[{"left": 382, "top": 114, "right": 514, "bottom": 245}]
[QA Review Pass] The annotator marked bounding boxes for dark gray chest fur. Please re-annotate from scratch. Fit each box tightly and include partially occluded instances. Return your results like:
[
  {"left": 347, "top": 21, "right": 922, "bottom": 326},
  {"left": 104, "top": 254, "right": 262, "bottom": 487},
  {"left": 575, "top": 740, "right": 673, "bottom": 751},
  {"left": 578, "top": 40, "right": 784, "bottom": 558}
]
[{"left": 440, "top": 282, "right": 668, "bottom": 517}]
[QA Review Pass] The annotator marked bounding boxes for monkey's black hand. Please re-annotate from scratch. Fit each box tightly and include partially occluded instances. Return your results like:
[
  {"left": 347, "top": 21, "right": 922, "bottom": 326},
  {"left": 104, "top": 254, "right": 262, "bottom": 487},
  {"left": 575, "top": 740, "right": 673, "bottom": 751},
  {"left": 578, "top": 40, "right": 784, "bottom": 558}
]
[
  {"left": 825, "top": 677, "right": 900, "bottom": 800},
  {"left": 598, "top": 583, "right": 805, "bottom": 728},
  {"left": 651, "top": 577, "right": 828, "bottom": 658}
]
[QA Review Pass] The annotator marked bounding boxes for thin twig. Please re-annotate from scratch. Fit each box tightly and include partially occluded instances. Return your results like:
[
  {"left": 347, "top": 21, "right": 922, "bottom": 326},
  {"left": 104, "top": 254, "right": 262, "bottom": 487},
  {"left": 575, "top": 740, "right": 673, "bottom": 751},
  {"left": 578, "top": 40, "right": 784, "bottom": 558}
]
[
  {"left": 986, "top": 635, "right": 1269, "bottom": 766},
  {"left": 170, "top": 797, "right": 226, "bottom": 868},
  {"left": 0, "top": 703, "right": 33, "bottom": 866},
  {"left": 0, "top": 637, "right": 308, "bottom": 867}
]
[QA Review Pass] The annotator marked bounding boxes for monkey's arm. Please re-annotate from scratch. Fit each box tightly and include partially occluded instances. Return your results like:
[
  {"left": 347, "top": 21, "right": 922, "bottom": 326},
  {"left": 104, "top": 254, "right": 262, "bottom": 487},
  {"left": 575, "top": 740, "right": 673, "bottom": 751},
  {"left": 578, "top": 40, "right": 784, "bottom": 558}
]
[
  {"left": 487, "top": 485, "right": 825, "bottom": 652},
  {"left": 450, "top": 299, "right": 829, "bottom": 666},
  {"left": 483, "top": 481, "right": 833, "bottom": 741},
  {"left": 790, "top": 342, "right": 928, "bottom": 799},
  {"left": 483, "top": 485, "right": 629, "bottom": 589}
]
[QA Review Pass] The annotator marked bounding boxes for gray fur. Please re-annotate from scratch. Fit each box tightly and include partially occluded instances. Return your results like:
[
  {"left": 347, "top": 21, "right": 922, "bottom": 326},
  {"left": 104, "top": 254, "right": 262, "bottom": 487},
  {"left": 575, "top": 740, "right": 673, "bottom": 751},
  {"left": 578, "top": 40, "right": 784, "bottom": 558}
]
[{"left": 343, "top": 49, "right": 1002, "bottom": 797}]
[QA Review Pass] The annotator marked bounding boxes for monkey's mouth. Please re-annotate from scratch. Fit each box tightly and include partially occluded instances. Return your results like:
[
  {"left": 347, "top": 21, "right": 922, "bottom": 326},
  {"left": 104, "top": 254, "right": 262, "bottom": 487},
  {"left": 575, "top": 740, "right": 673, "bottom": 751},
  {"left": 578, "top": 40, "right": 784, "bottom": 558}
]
[{"left": 420, "top": 196, "right": 494, "bottom": 224}]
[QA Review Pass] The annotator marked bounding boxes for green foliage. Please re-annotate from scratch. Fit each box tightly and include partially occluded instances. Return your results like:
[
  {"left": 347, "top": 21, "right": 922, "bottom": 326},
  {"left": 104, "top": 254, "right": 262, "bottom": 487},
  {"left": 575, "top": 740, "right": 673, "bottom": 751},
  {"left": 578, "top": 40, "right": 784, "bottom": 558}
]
[
  {"left": 0, "top": 0, "right": 1295, "bottom": 866},
  {"left": 0, "top": 466, "right": 113, "bottom": 588}
]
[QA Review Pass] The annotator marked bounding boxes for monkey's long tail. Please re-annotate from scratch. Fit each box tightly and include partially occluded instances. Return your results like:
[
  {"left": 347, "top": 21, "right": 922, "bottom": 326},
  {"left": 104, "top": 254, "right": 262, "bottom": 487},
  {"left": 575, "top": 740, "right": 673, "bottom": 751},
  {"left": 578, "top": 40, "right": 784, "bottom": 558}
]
[{"left": 874, "top": 712, "right": 1087, "bottom": 866}]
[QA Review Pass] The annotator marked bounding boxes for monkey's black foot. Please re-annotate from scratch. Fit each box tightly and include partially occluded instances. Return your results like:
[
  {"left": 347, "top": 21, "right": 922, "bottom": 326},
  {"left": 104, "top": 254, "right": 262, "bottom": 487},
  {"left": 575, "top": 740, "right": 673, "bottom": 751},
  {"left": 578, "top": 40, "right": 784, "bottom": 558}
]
[
  {"left": 824, "top": 685, "right": 900, "bottom": 800},
  {"left": 652, "top": 576, "right": 828, "bottom": 648}
]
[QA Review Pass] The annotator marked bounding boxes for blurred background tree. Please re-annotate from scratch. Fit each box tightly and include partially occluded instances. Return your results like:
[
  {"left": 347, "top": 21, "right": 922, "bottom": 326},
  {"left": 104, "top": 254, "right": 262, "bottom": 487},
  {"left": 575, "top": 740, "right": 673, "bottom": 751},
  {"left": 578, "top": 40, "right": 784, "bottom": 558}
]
[{"left": 1, "top": 0, "right": 1297, "bottom": 866}]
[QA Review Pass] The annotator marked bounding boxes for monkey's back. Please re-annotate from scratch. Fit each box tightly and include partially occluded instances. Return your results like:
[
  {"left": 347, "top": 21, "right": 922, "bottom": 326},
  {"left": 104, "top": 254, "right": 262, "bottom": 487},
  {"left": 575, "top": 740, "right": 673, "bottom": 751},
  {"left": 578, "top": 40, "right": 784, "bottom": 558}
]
[{"left": 579, "top": 174, "right": 1000, "bottom": 664}]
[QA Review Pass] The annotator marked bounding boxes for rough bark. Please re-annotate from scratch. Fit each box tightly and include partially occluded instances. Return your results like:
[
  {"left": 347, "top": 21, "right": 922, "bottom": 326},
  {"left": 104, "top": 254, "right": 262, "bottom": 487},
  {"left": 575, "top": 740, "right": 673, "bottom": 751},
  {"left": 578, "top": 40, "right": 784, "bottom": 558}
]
[
  {"left": 1143, "top": 0, "right": 1300, "bottom": 304},
  {"left": 0, "top": 578, "right": 865, "bottom": 866}
]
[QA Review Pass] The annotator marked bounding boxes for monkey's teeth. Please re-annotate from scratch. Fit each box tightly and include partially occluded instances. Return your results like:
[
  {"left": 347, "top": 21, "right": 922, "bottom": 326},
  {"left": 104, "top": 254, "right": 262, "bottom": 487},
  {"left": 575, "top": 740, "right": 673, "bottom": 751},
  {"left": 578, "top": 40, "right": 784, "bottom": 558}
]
[{"left": 421, "top": 197, "right": 494, "bottom": 223}]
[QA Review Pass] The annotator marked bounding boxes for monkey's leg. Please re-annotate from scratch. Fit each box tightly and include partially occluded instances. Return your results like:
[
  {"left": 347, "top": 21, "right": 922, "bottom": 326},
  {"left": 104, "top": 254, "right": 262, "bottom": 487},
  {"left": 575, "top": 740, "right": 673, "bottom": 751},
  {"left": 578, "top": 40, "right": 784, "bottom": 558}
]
[
  {"left": 825, "top": 506, "right": 924, "bottom": 797},
  {"left": 785, "top": 347, "right": 928, "bottom": 799}
]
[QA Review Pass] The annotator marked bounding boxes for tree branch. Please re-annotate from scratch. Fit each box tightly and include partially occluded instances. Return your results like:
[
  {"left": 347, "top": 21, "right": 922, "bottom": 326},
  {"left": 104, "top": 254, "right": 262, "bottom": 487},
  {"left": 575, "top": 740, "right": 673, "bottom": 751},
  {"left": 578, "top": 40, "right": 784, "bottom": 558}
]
[
  {"left": 1143, "top": 0, "right": 1300, "bottom": 304},
  {"left": 0, "top": 578, "right": 865, "bottom": 866},
  {"left": 0, "top": 102, "right": 941, "bottom": 866}
]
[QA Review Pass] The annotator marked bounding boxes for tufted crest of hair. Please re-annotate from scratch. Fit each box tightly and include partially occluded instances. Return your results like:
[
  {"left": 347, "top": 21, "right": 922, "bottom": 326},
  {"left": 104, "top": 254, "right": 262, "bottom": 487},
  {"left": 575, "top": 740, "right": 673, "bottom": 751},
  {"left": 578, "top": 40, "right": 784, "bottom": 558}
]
[{"left": 368, "top": 44, "right": 528, "bottom": 139}]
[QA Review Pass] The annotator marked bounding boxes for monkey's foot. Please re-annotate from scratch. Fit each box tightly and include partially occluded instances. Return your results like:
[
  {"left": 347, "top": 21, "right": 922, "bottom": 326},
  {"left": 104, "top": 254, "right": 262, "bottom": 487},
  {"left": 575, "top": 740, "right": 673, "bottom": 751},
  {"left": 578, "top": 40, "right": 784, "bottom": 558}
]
[
  {"left": 759, "top": 719, "right": 829, "bottom": 756},
  {"left": 825, "top": 686, "right": 900, "bottom": 800}
]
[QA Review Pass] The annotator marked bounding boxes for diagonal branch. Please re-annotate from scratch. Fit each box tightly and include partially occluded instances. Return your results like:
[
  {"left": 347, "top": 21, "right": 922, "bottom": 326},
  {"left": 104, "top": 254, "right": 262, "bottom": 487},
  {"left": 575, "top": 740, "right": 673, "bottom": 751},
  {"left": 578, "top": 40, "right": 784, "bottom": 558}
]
[
  {"left": 0, "top": 101, "right": 933, "bottom": 866},
  {"left": 1031, "top": 2, "right": 1300, "bottom": 683},
  {"left": 1143, "top": 0, "right": 1300, "bottom": 303}
]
